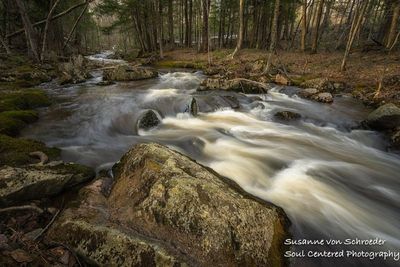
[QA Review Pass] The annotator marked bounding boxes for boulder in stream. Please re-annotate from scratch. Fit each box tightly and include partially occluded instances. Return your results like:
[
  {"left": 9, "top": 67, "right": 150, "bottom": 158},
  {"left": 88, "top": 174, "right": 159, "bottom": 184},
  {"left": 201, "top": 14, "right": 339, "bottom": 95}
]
[
  {"left": 313, "top": 92, "right": 333, "bottom": 103},
  {"left": 199, "top": 78, "right": 271, "bottom": 94},
  {"left": 274, "top": 110, "right": 301, "bottom": 121},
  {"left": 300, "top": 78, "right": 334, "bottom": 92},
  {"left": 275, "top": 74, "right": 290, "bottom": 85},
  {"left": 137, "top": 110, "right": 161, "bottom": 130},
  {"left": 46, "top": 143, "right": 289, "bottom": 267},
  {"left": 0, "top": 163, "right": 94, "bottom": 206},
  {"left": 364, "top": 103, "right": 400, "bottom": 130},
  {"left": 189, "top": 97, "right": 198, "bottom": 116},
  {"left": 103, "top": 65, "right": 158, "bottom": 81}
]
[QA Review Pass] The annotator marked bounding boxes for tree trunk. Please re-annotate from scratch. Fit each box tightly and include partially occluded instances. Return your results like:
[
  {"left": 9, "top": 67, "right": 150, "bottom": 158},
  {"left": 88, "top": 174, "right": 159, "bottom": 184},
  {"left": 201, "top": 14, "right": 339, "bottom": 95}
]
[
  {"left": 168, "top": 0, "right": 174, "bottom": 45},
  {"left": 311, "top": 0, "right": 324, "bottom": 53},
  {"left": 387, "top": 1, "right": 400, "bottom": 48},
  {"left": 230, "top": 0, "right": 244, "bottom": 58},
  {"left": 0, "top": 37, "right": 11, "bottom": 54},
  {"left": 188, "top": 0, "right": 193, "bottom": 46},
  {"left": 15, "top": 0, "right": 40, "bottom": 61},
  {"left": 301, "top": 0, "right": 307, "bottom": 51},
  {"left": 265, "top": 0, "right": 280, "bottom": 73},
  {"left": 158, "top": 0, "right": 164, "bottom": 58},
  {"left": 41, "top": 0, "right": 62, "bottom": 61},
  {"left": 185, "top": 0, "right": 189, "bottom": 46},
  {"left": 63, "top": 2, "right": 88, "bottom": 50},
  {"left": 201, "top": 0, "right": 210, "bottom": 52},
  {"left": 341, "top": 1, "right": 368, "bottom": 71}
]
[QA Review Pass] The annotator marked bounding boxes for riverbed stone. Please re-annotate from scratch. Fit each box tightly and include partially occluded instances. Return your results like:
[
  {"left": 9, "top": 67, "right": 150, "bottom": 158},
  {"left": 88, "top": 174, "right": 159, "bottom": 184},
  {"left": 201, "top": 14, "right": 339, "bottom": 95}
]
[
  {"left": 199, "top": 78, "right": 270, "bottom": 94},
  {"left": 103, "top": 65, "right": 158, "bottom": 81},
  {"left": 46, "top": 143, "right": 289, "bottom": 267},
  {"left": 365, "top": 103, "right": 400, "bottom": 130},
  {"left": 137, "top": 110, "right": 161, "bottom": 130},
  {"left": 274, "top": 110, "right": 301, "bottom": 121},
  {"left": 313, "top": 92, "right": 334, "bottom": 103},
  {"left": 300, "top": 78, "right": 334, "bottom": 92},
  {"left": 298, "top": 88, "right": 319, "bottom": 98},
  {"left": 0, "top": 163, "right": 95, "bottom": 206}
]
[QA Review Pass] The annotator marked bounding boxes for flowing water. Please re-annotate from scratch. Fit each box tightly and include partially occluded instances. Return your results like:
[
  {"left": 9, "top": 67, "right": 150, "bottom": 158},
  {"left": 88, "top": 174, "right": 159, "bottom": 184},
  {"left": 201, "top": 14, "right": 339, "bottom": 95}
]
[{"left": 22, "top": 55, "right": 400, "bottom": 267}]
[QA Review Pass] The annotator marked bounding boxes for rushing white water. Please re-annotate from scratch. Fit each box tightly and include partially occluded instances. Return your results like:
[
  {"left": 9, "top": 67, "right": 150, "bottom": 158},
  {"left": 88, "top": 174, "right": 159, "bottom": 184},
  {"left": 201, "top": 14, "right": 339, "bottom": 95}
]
[{"left": 23, "top": 69, "right": 400, "bottom": 267}]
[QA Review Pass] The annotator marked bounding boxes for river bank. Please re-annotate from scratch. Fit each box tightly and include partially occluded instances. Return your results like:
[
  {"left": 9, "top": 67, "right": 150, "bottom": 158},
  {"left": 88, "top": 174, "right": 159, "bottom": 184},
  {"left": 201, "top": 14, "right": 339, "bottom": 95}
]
[{"left": 154, "top": 48, "right": 400, "bottom": 107}]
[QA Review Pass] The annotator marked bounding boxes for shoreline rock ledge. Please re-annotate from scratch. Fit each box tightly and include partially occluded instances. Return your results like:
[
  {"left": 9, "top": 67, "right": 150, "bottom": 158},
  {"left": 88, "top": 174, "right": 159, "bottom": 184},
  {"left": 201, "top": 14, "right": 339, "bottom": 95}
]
[{"left": 46, "top": 143, "right": 290, "bottom": 267}]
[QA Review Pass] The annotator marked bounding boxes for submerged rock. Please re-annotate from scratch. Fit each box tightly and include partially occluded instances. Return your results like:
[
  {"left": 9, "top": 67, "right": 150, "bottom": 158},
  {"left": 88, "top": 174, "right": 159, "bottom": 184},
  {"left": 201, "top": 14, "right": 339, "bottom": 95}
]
[
  {"left": 365, "top": 103, "right": 400, "bottom": 130},
  {"left": 274, "top": 110, "right": 301, "bottom": 121},
  {"left": 47, "top": 143, "right": 289, "bottom": 267},
  {"left": 199, "top": 78, "right": 270, "bottom": 94},
  {"left": 137, "top": 110, "right": 161, "bottom": 130},
  {"left": 0, "top": 163, "right": 94, "bottom": 206},
  {"left": 103, "top": 65, "right": 158, "bottom": 81}
]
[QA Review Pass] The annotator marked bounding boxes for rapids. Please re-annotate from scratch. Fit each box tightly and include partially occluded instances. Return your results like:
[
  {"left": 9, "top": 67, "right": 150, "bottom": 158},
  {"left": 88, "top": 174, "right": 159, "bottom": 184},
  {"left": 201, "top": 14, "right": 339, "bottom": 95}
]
[{"left": 22, "top": 64, "right": 400, "bottom": 267}]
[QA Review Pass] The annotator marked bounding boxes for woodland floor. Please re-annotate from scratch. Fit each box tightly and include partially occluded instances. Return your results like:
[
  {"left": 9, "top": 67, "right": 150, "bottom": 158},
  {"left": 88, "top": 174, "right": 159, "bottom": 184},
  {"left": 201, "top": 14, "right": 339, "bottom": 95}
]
[{"left": 158, "top": 48, "right": 400, "bottom": 106}]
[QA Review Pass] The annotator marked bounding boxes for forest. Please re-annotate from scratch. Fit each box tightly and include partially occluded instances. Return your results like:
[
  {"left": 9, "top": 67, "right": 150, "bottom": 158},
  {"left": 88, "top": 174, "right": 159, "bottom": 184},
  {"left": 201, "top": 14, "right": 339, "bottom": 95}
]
[{"left": 0, "top": 0, "right": 400, "bottom": 267}]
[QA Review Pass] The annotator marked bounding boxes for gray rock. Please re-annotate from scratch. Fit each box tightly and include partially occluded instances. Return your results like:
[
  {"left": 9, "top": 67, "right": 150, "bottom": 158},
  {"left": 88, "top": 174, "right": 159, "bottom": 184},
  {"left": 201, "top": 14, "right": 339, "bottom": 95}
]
[
  {"left": 274, "top": 110, "right": 301, "bottom": 121},
  {"left": 300, "top": 78, "right": 334, "bottom": 92},
  {"left": 47, "top": 143, "right": 289, "bottom": 267},
  {"left": 137, "top": 110, "right": 161, "bottom": 130},
  {"left": 365, "top": 103, "right": 400, "bottom": 130},
  {"left": 103, "top": 65, "right": 158, "bottom": 81},
  {"left": 314, "top": 92, "right": 334, "bottom": 103},
  {"left": 299, "top": 88, "right": 319, "bottom": 98},
  {"left": 0, "top": 164, "right": 94, "bottom": 206},
  {"left": 189, "top": 98, "right": 198, "bottom": 116},
  {"left": 199, "top": 78, "right": 270, "bottom": 94}
]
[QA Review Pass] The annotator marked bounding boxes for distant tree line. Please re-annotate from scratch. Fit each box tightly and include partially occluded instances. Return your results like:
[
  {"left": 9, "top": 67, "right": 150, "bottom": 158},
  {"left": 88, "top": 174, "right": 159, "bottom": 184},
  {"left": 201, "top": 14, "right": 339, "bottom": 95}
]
[{"left": 0, "top": 0, "right": 399, "bottom": 67}]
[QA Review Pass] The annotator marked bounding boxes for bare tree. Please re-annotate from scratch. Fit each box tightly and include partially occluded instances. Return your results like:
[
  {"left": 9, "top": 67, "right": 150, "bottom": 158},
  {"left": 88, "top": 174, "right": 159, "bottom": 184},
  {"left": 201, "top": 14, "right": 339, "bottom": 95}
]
[
  {"left": 15, "top": 0, "right": 40, "bottom": 61},
  {"left": 265, "top": 0, "right": 281, "bottom": 73},
  {"left": 386, "top": 0, "right": 400, "bottom": 48},
  {"left": 341, "top": 0, "right": 368, "bottom": 71},
  {"left": 63, "top": 2, "right": 89, "bottom": 50},
  {"left": 41, "top": 0, "right": 62, "bottom": 61},
  {"left": 301, "top": 0, "right": 307, "bottom": 51},
  {"left": 311, "top": 0, "right": 325, "bottom": 53},
  {"left": 230, "top": 0, "right": 244, "bottom": 58},
  {"left": 201, "top": 0, "right": 211, "bottom": 52}
]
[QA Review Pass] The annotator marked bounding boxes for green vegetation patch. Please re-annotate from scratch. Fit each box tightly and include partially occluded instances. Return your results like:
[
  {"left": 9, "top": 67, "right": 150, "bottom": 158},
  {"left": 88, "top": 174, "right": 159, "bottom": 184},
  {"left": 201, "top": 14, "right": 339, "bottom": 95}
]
[
  {"left": 0, "top": 89, "right": 51, "bottom": 112},
  {"left": 0, "top": 134, "right": 61, "bottom": 167},
  {"left": 155, "top": 60, "right": 205, "bottom": 70},
  {"left": 0, "top": 110, "right": 38, "bottom": 136}
]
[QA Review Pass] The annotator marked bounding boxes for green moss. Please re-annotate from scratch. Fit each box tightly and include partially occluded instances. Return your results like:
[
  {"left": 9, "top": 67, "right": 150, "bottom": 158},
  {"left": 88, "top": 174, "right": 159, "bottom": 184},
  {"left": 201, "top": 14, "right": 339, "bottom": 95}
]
[
  {"left": 0, "top": 134, "right": 61, "bottom": 167},
  {"left": 1, "top": 110, "right": 38, "bottom": 123},
  {"left": 0, "top": 89, "right": 51, "bottom": 112},
  {"left": 155, "top": 60, "right": 205, "bottom": 69},
  {"left": 0, "top": 110, "right": 39, "bottom": 136}
]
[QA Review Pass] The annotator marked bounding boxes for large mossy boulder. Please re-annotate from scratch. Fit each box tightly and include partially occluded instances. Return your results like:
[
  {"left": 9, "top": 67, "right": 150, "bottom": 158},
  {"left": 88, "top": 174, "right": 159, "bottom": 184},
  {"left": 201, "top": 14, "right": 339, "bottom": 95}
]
[
  {"left": 0, "top": 163, "right": 95, "bottom": 206},
  {"left": 365, "top": 103, "right": 400, "bottom": 130},
  {"left": 46, "top": 143, "right": 289, "bottom": 267},
  {"left": 199, "top": 78, "right": 270, "bottom": 94},
  {"left": 103, "top": 65, "right": 158, "bottom": 81}
]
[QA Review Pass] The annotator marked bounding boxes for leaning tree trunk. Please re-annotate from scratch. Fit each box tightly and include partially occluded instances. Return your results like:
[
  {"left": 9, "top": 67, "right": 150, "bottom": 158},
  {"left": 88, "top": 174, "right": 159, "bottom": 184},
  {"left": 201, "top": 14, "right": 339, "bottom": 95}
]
[
  {"left": 63, "top": 2, "right": 88, "bottom": 50},
  {"left": 341, "top": 1, "right": 368, "bottom": 71},
  {"left": 386, "top": 1, "right": 400, "bottom": 48},
  {"left": 15, "top": 0, "right": 40, "bottom": 61},
  {"left": 41, "top": 0, "right": 62, "bottom": 61},
  {"left": 230, "top": 0, "right": 244, "bottom": 58},
  {"left": 265, "top": 0, "right": 281, "bottom": 74},
  {"left": 311, "top": 0, "right": 324, "bottom": 53}
]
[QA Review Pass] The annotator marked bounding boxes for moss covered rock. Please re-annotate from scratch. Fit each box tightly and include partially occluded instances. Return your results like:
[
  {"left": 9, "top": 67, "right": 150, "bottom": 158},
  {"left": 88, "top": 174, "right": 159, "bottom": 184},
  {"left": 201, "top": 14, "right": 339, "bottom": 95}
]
[
  {"left": 0, "top": 89, "right": 50, "bottom": 112},
  {"left": 47, "top": 143, "right": 289, "bottom": 267},
  {"left": 0, "top": 135, "right": 60, "bottom": 167},
  {"left": 0, "top": 110, "right": 39, "bottom": 136},
  {"left": 0, "top": 163, "right": 95, "bottom": 206},
  {"left": 103, "top": 65, "right": 158, "bottom": 81},
  {"left": 199, "top": 78, "right": 271, "bottom": 94},
  {"left": 365, "top": 103, "right": 400, "bottom": 130}
]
